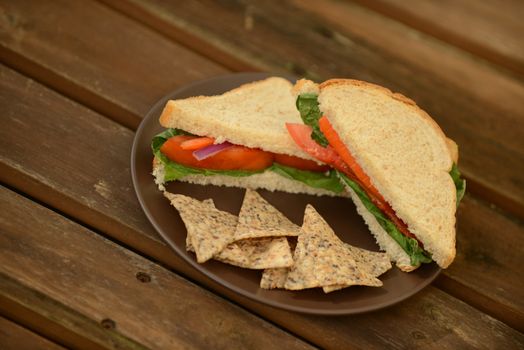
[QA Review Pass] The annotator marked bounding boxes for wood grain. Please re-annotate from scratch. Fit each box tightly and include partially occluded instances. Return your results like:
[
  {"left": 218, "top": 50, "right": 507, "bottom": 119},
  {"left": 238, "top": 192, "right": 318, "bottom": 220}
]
[
  {"left": 1, "top": 188, "right": 523, "bottom": 350},
  {"left": 0, "top": 186, "right": 313, "bottom": 350},
  {"left": 1, "top": 63, "right": 523, "bottom": 343},
  {"left": 351, "top": 0, "right": 524, "bottom": 77},
  {"left": 0, "top": 316, "right": 65, "bottom": 350},
  {"left": 98, "top": 0, "right": 524, "bottom": 219},
  {"left": 0, "top": 0, "right": 227, "bottom": 129},
  {"left": 294, "top": 0, "right": 524, "bottom": 121}
]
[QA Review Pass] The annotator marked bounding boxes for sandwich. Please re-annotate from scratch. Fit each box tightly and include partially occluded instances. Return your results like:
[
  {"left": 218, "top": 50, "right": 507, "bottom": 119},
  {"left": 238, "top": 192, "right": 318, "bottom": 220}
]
[
  {"left": 286, "top": 79, "right": 466, "bottom": 271},
  {"left": 152, "top": 77, "right": 345, "bottom": 196}
]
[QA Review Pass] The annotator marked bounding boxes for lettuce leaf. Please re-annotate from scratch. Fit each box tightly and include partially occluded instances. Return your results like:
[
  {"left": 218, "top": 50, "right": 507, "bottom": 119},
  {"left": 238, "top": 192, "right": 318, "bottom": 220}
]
[
  {"left": 296, "top": 93, "right": 329, "bottom": 147},
  {"left": 450, "top": 163, "right": 466, "bottom": 207},
  {"left": 338, "top": 172, "right": 432, "bottom": 266},
  {"left": 270, "top": 163, "right": 344, "bottom": 193},
  {"left": 152, "top": 129, "right": 342, "bottom": 191}
]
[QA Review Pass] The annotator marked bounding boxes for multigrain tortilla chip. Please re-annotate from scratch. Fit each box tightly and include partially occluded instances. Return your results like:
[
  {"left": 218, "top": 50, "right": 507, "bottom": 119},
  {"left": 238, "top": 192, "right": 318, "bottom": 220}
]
[
  {"left": 260, "top": 268, "right": 289, "bottom": 289},
  {"left": 284, "top": 205, "right": 382, "bottom": 290},
  {"left": 216, "top": 237, "right": 293, "bottom": 269},
  {"left": 323, "top": 244, "right": 391, "bottom": 293},
  {"left": 344, "top": 244, "right": 392, "bottom": 276},
  {"left": 185, "top": 198, "right": 215, "bottom": 252},
  {"left": 164, "top": 192, "right": 236, "bottom": 263},
  {"left": 234, "top": 189, "right": 300, "bottom": 241}
]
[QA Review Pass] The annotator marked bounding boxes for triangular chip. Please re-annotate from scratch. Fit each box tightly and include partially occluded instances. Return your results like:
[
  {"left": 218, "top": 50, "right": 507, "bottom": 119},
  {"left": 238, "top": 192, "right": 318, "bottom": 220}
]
[
  {"left": 323, "top": 244, "right": 392, "bottom": 293},
  {"left": 164, "top": 192, "right": 236, "bottom": 263},
  {"left": 284, "top": 205, "right": 382, "bottom": 290},
  {"left": 260, "top": 268, "right": 289, "bottom": 289},
  {"left": 234, "top": 189, "right": 300, "bottom": 241},
  {"left": 216, "top": 237, "right": 293, "bottom": 269},
  {"left": 344, "top": 244, "right": 392, "bottom": 276},
  {"left": 185, "top": 198, "right": 215, "bottom": 252}
]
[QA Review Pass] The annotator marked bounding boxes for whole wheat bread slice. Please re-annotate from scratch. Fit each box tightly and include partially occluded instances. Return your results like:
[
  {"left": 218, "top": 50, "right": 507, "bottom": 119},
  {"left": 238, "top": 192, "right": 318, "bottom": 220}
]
[
  {"left": 159, "top": 77, "right": 314, "bottom": 160},
  {"left": 294, "top": 79, "right": 457, "bottom": 269}
]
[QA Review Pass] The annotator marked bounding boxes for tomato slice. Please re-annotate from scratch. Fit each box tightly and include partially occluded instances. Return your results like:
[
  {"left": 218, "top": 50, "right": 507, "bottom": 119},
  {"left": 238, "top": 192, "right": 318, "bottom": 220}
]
[
  {"left": 317, "top": 117, "right": 417, "bottom": 241},
  {"left": 274, "top": 154, "right": 329, "bottom": 172},
  {"left": 180, "top": 136, "right": 215, "bottom": 150},
  {"left": 318, "top": 116, "right": 382, "bottom": 199},
  {"left": 285, "top": 123, "right": 351, "bottom": 174},
  {"left": 160, "top": 136, "right": 273, "bottom": 171}
]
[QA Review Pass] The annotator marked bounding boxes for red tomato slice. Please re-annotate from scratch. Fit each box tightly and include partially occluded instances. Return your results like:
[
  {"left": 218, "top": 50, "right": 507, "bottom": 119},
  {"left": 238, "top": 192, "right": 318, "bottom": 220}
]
[
  {"left": 273, "top": 154, "right": 329, "bottom": 172},
  {"left": 317, "top": 117, "right": 417, "bottom": 241},
  {"left": 285, "top": 123, "right": 351, "bottom": 174},
  {"left": 318, "top": 116, "right": 381, "bottom": 198},
  {"left": 160, "top": 136, "right": 273, "bottom": 171}
]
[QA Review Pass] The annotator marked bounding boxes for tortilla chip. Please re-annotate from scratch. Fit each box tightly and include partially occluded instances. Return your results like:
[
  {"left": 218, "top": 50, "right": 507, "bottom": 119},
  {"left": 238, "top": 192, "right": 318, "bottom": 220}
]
[
  {"left": 164, "top": 192, "right": 236, "bottom": 263},
  {"left": 185, "top": 198, "right": 215, "bottom": 252},
  {"left": 216, "top": 237, "right": 293, "bottom": 269},
  {"left": 260, "top": 268, "right": 289, "bottom": 289},
  {"left": 323, "top": 244, "right": 391, "bottom": 293},
  {"left": 344, "top": 244, "right": 392, "bottom": 276},
  {"left": 234, "top": 189, "right": 300, "bottom": 241},
  {"left": 284, "top": 205, "right": 382, "bottom": 290}
]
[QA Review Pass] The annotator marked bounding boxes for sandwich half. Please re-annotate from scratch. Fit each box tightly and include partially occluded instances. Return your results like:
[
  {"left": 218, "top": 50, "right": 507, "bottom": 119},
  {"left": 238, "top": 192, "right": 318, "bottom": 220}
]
[
  {"left": 288, "top": 79, "right": 466, "bottom": 271},
  {"left": 152, "top": 77, "right": 345, "bottom": 196}
]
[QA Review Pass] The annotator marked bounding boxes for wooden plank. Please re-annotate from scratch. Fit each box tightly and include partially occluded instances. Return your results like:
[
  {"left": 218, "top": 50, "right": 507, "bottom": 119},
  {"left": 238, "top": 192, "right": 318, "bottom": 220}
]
[
  {"left": 0, "top": 186, "right": 313, "bottom": 350},
  {"left": 0, "top": 0, "right": 227, "bottom": 129},
  {"left": 98, "top": 0, "right": 524, "bottom": 219},
  {"left": 351, "top": 0, "right": 524, "bottom": 77},
  {"left": 1, "top": 189, "right": 523, "bottom": 350},
  {"left": 437, "top": 195, "right": 524, "bottom": 330},
  {"left": 1, "top": 66, "right": 523, "bottom": 345},
  {"left": 294, "top": 0, "right": 524, "bottom": 123},
  {"left": 0, "top": 316, "right": 65, "bottom": 350}
]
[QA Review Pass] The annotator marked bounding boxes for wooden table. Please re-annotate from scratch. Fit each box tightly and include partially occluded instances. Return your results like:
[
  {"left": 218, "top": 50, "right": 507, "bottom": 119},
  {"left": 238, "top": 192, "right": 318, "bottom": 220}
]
[{"left": 1, "top": 1, "right": 523, "bottom": 348}]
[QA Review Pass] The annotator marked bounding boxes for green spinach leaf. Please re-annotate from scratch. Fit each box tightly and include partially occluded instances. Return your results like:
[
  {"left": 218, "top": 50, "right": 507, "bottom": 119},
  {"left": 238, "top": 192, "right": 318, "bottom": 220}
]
[
  {"left": 450, "top": 163, "right": 466, "bottom": 207},
  {"left": 270, "top": 163, "right": 344, "bottom": 193},
  {"left": 338, "top": 172, "right": 432, "bottom": 266},
  {"left": 296, "top": 93, "right": 329, "bottom": 147}
]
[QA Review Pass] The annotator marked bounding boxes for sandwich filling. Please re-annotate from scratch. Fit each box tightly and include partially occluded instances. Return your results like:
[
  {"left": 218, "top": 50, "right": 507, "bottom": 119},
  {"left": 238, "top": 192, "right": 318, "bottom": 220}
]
[
  {"left": 152, "top": 128, "right": 345, "bottom": 193},
  {"left": 288, "top": 93, "right": 466, "bottom": 266}
]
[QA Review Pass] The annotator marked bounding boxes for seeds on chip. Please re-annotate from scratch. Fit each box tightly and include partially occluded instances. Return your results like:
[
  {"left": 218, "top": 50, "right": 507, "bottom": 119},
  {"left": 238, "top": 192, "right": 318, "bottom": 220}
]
[
  {"left": 216, "top": 237, "right": 293, "bottom": 269},
  {"left": 284, "top": 205, "right": 382, "bottom": 291},
  {"left": 234, "top": 189, "right": 300, "bottom": 241},
  {"left": 164, "top": 192, "right": 236, "bottom": 263}
]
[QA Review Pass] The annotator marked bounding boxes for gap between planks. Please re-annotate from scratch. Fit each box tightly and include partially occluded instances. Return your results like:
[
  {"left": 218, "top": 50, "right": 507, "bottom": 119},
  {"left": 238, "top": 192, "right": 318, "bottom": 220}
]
[
  {"left": 349, "top": 0, "right": 524, "bottom": 79},
  {"left": 0, "top": 314, "right": 67, "bottom": 350}
]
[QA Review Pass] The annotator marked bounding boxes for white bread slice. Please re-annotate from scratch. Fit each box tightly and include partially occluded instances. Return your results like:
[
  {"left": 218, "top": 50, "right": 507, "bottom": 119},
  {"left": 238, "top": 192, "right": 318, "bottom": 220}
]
[
  {"left": 152, "top": 156, "right": 340, "bottom": 197},
  {"left": 295, "top": 79, "right": 456, "bottom": 269},
  {"left": 159, "top": 77, "right": 315, "bottom": 161}
]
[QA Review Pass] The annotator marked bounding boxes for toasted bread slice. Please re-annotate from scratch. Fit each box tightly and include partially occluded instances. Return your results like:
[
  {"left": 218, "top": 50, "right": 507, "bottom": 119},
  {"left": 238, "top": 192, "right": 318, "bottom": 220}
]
[
  {"left": 295, "top": 79, "right": 457, "bottom": 269},
  {"left": 159, "top": 77, "right": 315, "bottom": 160}
]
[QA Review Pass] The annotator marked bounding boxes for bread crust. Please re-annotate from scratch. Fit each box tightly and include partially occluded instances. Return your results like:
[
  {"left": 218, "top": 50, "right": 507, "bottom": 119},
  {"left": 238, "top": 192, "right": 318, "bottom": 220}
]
[{"left": 319, "top": 79, "right": 454, "bottom": 161}]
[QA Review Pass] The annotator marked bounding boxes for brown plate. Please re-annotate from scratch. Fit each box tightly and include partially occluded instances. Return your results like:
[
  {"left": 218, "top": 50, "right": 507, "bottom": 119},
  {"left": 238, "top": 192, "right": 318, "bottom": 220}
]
[{"left": 131, "top": 72, "right": 441, "bottom": 315}]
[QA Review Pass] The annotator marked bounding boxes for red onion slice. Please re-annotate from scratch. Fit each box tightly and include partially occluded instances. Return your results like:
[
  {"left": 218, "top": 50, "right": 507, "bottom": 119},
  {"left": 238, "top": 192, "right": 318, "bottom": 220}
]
[{"left": 193, "top": 142, "right": 233, "bottom": 161}]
